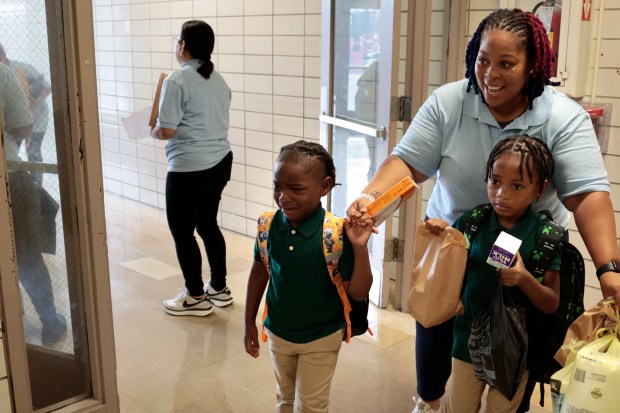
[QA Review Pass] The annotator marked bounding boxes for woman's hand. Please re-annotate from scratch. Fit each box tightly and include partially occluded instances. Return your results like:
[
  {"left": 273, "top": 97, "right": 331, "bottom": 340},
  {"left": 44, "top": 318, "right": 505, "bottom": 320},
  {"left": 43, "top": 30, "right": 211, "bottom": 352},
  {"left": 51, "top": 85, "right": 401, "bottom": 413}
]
[{"left": 425, "top": 218, "right": 449, "bottom": 235}]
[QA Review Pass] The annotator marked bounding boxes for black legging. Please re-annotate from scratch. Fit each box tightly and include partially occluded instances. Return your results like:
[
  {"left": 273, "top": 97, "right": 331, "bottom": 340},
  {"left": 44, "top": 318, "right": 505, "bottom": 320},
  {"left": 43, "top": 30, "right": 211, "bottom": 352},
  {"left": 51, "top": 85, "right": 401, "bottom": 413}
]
[{"left": 165, "top": 151, "right": 233, "bottom": 296}]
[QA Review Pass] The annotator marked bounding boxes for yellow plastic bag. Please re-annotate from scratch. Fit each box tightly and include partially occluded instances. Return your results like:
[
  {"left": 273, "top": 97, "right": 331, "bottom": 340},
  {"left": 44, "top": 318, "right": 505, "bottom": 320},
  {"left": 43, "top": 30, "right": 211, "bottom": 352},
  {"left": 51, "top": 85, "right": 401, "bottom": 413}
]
[{"left": 408, "top": 222, "right": 467, "bottom": 328}]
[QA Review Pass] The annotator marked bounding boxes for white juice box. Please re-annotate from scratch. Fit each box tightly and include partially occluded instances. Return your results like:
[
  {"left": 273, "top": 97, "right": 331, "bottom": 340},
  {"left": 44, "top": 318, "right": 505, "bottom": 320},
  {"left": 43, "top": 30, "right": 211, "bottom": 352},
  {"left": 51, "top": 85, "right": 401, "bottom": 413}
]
[{"left": 486, "top": 231, "right": 522, "bottom": 270}]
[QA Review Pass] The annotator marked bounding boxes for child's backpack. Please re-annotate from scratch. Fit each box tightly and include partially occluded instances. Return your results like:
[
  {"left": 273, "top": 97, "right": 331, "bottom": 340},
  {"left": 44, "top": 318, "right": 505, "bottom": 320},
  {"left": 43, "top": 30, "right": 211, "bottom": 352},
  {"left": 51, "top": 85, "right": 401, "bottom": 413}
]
[
  {"left": 256, "top": 210, "right": 372, "bottom": 343},
  {"left": 462, "top": 203, "right": 585, "bottom": 410}
]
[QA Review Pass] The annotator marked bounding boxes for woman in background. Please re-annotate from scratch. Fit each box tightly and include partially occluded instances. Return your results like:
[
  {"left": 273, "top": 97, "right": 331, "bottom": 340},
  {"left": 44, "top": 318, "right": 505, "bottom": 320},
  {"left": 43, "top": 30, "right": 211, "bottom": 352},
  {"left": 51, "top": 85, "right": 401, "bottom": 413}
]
[{"left": 151, "top": 20, "right": 234, "bottom": 317}]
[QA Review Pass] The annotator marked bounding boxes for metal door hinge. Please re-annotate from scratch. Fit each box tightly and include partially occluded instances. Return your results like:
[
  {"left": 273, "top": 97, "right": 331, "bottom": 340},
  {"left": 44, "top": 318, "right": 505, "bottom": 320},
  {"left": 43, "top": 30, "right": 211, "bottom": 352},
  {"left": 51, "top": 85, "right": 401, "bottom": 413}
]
[
  {"left": 385, "top": 237, "right": 405, "bottom": 263},
  {"left": 390, "top": 96, "right": 412, "bottom": 122}
]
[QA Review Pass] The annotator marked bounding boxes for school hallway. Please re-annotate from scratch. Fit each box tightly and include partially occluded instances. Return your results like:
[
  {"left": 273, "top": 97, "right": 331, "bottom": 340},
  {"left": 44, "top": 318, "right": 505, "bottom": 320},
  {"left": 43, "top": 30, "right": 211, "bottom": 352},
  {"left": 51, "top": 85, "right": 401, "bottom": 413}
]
[{"left": 105, "top": 194, "right": 552, "bottom": 413}]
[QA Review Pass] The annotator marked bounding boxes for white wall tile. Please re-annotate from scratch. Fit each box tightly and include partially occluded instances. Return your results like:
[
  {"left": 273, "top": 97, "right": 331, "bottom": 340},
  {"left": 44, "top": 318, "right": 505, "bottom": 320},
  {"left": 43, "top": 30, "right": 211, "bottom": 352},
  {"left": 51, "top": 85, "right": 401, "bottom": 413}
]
[
  {"left": 244, "top": 16, "right": 273, "bottom": 35},
  {"left": 245, "top": 148, "right": 273, "bottom": 169},
  {"left": 273, "top": 56, "right": 304, "bottom": 76},
  {"left": 304, "top": 56, "right": 320, "bottom": 78},
  {"left": 303, "top": 97, "right": 319, "bottom": 118},
  {"left": 217, "top": 54, "right": 244, "bottom": 73},
  {"left": 273, "top": 15, "right": 304, "bottom": 35},
  {"left": 230, "top": 92, "right": 244, "bottom": 110},
  {"left": 273, "top": 76, "right": 303, "bottom": 97},
  {"left": 245, "top": 112, "right": 273, "bottom": 133},
  {"left": 148, "top": 2, "right": 169, "bottom": 19},
  {"left": 193, "top": 0, "right": 217, "bottom": 16},
  {"left": 228, "top": 127, "right": 245, "bottom": 147},
  {"left": 231, "top": 163, "right": 245, "bottom": 181},
  {"left": 304, "top": 117, "right": 319, "bottom": 140},
  {"left": 230, "top": 109, "right": 245, "bottom": 129},
  {"left": 168, "top": 1, "right": 193, "bottom": 18},
  {"left": 129, "top": 4, "right": 149, "bottom": 20},
  {"left": 244, "top": 55, "right": 272, "bottom": 75},
  {"left": 218, "top": 0, "right": 243, "bottom": 16},
  {"left": 305, "top": 0, "right": 321, "bottom": 14},
  {"left": 273, "top": 36, "right": 304, "bottom": 56},
  {"left": 222, "top": 211, "right": 247, "bottom": 233},
  {"left": 244, "top": 0, "right": 272, "bottom": 16},
  {"left": 245, "top": 165, "right": 273, "bottom": 187},
  {"left": 245, "top": 130, "right": 273, "bottom": 151},
  {"left": 304, "top": 14, "right": 321, "bottom": 35},
  {"left": 221, "top": 72, "right": 244, "bottom": 91},
  {"left": 247, "top": 201, "right": 273, "bottom": 222},
  {"left": 245, "top": 93, "right": 273, "bottom": 113},
  {"left": 273, "top": 115, "right": 303, "bottom": 136},
  {"left": 217, "top": 17, "right": 244, "bottom": 35},
  {"left": 223, "top": 179, "right": 245, "bottom": 198},
  {"left": 244, "top": 36, "right": 273, "bottom": 55},
  {"left": 304, "top": 77, "right": 320, "bottom": 98},
  {"left": 273, "top": 95, "right": 303, "bottom": 117},
  {"left": 244, "top": 74, "right": 272, "bottom": 94},
  {"left": 274, "top": 0, "right": 304, "bottom": 15},
  {"left": 221, "top": 195, "right": 246, "bottom": 215},
  {"left": 246, "top": 183, "right": 274, "bottom": 204},
  {"left": 218, "top": 35, "right": 244, "bottom": 54}
]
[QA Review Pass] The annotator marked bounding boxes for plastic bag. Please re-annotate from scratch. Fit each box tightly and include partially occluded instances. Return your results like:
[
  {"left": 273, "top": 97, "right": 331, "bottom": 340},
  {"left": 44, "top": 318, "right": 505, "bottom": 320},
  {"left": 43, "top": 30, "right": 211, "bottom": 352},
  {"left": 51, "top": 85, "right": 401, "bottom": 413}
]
[
  {"left": 408, "top": 223, "right": 467, "bottom": 327},
  {"left": 560, "top": 329, "right": 620, "bottom": 413},
  {"left": 555, "top": 298, "right": 617, "bottom": 366},
  {"left": 468, "top": 276, "right": 528, "bottom": 400}
]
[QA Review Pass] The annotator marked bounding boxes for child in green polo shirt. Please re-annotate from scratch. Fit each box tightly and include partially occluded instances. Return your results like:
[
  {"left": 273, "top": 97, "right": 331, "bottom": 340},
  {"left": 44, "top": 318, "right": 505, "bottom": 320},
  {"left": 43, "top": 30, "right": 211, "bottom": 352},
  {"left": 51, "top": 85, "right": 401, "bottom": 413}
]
[
  {"left": 244, "top": 140, "right": 374, "bottom": 413},
  {"left": 424, "top": 135, "right": 562, "bottom": 413}
]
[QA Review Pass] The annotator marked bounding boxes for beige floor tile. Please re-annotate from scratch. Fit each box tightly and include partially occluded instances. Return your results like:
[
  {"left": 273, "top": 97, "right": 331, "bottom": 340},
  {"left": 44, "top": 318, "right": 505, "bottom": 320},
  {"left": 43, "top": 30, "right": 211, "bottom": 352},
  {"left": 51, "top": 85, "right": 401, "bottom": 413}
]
[
  {"left": 105, "top": 194, "right": 553, "bottom": 413},
  {"left": 121, "top": 257, "right": 182, "bottom": 280}
]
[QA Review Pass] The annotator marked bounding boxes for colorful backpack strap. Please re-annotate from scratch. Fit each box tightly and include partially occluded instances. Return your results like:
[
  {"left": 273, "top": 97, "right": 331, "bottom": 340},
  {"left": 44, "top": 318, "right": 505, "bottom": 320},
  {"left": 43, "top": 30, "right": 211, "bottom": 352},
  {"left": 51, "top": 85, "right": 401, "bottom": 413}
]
[
  {"left": 257, "top": 212, "right": 275, "bottom": 342},
  {"left": 322, "top": 211, "right": 353, "bottom": 342}
]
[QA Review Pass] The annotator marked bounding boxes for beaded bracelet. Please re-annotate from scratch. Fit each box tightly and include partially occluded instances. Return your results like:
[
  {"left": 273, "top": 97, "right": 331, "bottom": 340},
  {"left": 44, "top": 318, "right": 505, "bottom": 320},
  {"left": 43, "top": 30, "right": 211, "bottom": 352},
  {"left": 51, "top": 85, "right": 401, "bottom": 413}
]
[{"left": 358, "top": 193, "right": 377, "bottom": 202}]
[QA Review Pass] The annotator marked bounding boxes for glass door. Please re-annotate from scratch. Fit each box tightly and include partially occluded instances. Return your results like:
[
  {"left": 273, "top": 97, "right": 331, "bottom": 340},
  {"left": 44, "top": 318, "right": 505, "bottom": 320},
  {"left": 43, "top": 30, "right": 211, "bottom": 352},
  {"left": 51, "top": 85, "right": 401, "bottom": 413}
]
[
  {"left": 0, "top": 1, "right": 117, "bottom": 411},
  {"left": 320, "top": 0, "right": 401, "bottom": 308}
]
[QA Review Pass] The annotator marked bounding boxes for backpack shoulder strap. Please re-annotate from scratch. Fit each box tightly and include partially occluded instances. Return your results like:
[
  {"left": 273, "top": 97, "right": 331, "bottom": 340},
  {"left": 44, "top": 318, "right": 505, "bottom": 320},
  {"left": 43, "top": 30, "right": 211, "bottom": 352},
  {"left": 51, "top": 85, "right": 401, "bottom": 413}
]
[
  {"left": 462, "top": 203, "right": 493, "bottom": 250},
  {"left": 527, "top": 218, "right": 565, "bottom": 282},
  {"left": 257, "top": 212, "right": 275, "bottom": 274},
  {"left": 256, "top": 211, "right": 275, "bottom": 342},
  {"left": 323, "top": 211, "right": 356, "bottom": 343}
]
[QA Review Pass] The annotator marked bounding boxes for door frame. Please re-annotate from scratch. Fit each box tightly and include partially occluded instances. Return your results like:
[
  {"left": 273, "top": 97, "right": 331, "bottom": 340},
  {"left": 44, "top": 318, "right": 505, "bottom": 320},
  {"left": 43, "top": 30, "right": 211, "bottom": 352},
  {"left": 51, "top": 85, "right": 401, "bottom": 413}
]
[{"left": 0, "top": 0, "right": 118, "bottom": 411}]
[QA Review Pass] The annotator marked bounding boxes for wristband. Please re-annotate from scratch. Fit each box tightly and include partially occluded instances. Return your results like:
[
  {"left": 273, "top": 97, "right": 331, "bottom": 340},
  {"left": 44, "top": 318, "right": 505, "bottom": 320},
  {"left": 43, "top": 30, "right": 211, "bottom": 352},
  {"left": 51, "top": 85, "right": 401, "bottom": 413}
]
[
  {"left": 596, "top": 260, "right": 620, "bottom": 279},
  {"left": 358, "top": 193, "right": 377, "bottom": 202}
]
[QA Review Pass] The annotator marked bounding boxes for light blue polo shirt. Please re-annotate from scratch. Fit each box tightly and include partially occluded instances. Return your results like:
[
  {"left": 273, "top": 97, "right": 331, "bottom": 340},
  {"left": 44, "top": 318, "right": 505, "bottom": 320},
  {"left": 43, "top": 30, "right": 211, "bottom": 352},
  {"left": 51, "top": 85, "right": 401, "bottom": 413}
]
[
  {"left": 157, "top": 59, "right": 231, "bottom": 172},
  {"left": 392, "top": 79, "right": 609, "bottom": 227}
]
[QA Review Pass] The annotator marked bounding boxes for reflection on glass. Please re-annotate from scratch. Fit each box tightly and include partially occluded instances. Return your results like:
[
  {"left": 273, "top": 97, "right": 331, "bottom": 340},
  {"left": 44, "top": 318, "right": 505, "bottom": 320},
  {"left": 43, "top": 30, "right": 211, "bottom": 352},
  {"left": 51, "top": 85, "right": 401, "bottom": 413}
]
[
  {"left": 331, "top": 0, "right": 381, "bottom": 218},
  {"left": 0, "top": 0, "right": 91, "bottom": 410}
]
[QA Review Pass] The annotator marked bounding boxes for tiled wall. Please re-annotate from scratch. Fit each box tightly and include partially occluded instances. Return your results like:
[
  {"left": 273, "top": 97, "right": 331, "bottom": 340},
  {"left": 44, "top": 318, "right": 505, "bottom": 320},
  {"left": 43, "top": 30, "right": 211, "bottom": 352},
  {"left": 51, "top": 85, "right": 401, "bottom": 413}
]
[
  {"left": 94, "top": 0, "right": 322, "bottom": 237},
  {"left": 94, "top": 1, "right": 619, "bottom": 305}
]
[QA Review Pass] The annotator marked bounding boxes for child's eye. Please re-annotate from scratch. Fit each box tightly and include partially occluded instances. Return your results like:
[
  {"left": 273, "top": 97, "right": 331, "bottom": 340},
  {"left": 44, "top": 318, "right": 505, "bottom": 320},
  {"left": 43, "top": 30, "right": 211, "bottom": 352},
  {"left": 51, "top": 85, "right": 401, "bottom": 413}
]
[
  {"left": 489, "top": 178, "right": 498, "bottom": 185},
  {"left": 512, "top": 184, "right": 524, "bottom": 190}
]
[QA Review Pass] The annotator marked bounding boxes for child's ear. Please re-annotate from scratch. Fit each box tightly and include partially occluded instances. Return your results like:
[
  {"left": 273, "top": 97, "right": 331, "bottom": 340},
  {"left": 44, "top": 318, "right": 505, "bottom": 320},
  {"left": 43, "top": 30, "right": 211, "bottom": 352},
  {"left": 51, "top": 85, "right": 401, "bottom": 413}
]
[
  {"left": 538, "top": 179, "right": 550, "bottom": 199},
  {"left": 320, "top": 176, "right": 333, "bottom": 196}
]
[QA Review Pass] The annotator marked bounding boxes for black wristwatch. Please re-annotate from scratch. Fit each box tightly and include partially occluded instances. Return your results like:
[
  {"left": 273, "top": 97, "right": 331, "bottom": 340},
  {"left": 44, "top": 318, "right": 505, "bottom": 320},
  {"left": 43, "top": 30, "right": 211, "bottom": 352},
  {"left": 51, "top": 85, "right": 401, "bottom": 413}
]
[{"left": 596, "top": 261, "right": 620, "bottom": 279}]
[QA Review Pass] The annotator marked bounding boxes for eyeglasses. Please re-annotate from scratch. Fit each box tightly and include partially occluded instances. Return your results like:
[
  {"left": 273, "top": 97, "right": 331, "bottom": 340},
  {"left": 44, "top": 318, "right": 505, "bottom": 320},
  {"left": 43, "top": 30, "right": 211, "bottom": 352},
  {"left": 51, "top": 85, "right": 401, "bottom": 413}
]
[{"left": 173, "top": 37, "right": 183, "bottom": 47}]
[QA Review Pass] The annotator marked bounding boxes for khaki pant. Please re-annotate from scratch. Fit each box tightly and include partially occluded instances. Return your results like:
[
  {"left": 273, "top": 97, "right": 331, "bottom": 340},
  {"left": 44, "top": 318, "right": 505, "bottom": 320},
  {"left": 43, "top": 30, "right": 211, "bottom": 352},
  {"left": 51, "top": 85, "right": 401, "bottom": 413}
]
[
  {"left": 266, "top": 329, "right": 343, "bottom": 413},
  {"left": 445, "top": 358, "right": 529, "bottom": 413}
]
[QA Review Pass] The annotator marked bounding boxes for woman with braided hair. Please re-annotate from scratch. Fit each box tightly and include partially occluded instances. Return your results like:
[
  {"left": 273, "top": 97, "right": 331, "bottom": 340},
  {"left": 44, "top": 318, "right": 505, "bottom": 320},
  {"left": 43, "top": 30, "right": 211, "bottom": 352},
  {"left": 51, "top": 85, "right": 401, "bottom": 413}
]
[
  {"left": 151, "top": 20, "right": 234, "bottom": 316},
  {"left": 346, "top": 8, "right": 620, "bottom": 413}
]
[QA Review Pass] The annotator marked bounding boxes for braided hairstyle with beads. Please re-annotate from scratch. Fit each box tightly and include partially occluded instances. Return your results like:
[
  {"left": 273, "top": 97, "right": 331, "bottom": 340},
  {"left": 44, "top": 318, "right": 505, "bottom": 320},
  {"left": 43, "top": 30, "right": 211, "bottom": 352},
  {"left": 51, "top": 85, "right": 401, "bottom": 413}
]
[
  {"left": 465, "top": 8, "right": 559, "bottom": 110},
  {"left": 485, "top": 135, "right": 554, "bottom": 196},
  {"left": 277, "top": 140, "right": 337, "bottom": 188}
]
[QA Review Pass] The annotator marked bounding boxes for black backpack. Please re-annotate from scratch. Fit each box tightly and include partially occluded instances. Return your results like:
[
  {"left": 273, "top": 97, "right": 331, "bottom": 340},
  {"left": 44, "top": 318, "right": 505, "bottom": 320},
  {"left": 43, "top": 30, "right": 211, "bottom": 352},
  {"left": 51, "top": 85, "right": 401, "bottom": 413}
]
[{"left": 462, "top": 203, "right": 585, "bottom": 411}]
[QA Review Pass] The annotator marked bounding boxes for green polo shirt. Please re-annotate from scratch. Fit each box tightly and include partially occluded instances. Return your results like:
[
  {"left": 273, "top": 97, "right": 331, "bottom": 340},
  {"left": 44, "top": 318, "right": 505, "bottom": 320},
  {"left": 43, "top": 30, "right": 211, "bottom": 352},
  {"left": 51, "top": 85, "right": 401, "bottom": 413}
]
[
  {"left": 253, "top": 207, "right": 354, "bottom": 343},
  {"left": 451, "top": 207, "right": 561, "bottom": 363}
]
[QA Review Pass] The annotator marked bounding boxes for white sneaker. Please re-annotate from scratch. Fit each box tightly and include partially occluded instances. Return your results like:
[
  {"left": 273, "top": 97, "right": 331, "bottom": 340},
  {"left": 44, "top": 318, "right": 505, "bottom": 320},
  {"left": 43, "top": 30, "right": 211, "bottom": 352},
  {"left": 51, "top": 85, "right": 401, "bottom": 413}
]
[
  {"left": 204, "top": 284, "right": 234, "bottom": 307},
  {"left": 163, "top": 290, "right": 213, "bottom": 316},
  {"left": 412, "top": 397, "right": 438, "bottom": 413}
]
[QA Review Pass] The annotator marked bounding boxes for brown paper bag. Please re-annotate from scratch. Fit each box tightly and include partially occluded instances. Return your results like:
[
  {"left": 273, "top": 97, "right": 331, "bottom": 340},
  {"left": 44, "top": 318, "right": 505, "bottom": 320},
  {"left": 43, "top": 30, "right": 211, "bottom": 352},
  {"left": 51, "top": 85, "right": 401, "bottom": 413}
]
[
  {"left": 149, "top": 72, "right": 167, "bottom": 127},
  {"left": 408, "top": 222, "right": 468, "bottom": 327},
  {"left": 555, "top": 297, "right": 617, "bottom": 366}
]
